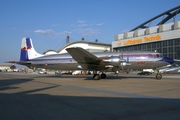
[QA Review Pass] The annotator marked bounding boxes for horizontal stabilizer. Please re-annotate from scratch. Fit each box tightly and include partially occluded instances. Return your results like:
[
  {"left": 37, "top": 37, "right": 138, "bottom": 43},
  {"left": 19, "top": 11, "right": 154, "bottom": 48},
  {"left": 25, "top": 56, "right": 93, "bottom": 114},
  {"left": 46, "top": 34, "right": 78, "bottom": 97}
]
[{"left": 8, "top": 60, "right": 31, "bottom": 65}]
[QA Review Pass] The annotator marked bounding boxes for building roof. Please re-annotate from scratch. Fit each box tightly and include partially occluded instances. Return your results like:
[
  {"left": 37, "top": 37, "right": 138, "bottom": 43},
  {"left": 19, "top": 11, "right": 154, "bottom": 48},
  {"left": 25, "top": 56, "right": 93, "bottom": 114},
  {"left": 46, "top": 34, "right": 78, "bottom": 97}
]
[
  {"left": 130, "top": 5, "right": 180, "bottom": 31},
  {"left": 57, "top": 40, "right": 111, "bottom": 53},
  {"left": 43, "top": 49, "right": 57, "bottom": 54},
  {"left": 43, "top": 40, "right": 111, "bottom": 54}
]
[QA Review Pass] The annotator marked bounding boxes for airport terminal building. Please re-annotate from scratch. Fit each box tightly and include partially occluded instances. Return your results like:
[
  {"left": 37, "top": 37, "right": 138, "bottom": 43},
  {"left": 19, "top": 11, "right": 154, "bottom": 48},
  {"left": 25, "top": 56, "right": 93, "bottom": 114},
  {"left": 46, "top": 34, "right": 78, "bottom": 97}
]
[{"left": 112, "top": 6, "right": 180, "bottom": 60}]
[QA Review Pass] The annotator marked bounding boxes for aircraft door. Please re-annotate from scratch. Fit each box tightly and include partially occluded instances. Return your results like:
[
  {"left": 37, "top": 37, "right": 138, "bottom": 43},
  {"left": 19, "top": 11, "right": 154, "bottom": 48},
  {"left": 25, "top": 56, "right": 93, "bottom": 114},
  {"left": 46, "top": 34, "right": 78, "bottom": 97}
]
[{"left": 148, "top": 54, "right": 154, "bottom": 62}]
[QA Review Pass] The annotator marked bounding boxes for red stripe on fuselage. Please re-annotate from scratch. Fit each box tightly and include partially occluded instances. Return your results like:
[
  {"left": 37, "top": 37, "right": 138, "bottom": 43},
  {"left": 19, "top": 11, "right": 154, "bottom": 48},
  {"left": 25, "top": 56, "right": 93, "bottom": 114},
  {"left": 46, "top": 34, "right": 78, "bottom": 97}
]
[{"left": 137, "top": 62, "right": 146, "bottom": 64}]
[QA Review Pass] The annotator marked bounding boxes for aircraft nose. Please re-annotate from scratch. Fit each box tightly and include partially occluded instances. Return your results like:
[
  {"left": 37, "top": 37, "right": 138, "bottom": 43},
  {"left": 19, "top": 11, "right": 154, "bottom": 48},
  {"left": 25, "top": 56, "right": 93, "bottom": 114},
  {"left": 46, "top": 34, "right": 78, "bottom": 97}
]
[{"left": 163, "top": 57, "right": 174, "bottom": 64}]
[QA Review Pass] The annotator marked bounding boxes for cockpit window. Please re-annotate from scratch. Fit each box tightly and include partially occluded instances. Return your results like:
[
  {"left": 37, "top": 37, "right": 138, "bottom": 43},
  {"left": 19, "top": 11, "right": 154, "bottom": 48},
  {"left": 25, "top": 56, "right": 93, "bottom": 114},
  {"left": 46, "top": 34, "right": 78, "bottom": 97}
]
[
  {"left": 156, "top": 54, "right": 159, "bottom": 58},
  {"left": 156, "top": 54, "right": 163, "bottom": 58}
]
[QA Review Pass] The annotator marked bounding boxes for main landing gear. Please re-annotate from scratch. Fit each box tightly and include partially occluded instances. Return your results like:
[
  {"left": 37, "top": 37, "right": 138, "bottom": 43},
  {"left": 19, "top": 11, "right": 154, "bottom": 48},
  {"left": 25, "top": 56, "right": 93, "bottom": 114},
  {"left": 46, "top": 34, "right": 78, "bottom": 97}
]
[
  {"left": 156, "top": 73, "right": 162, "bottom": 80},
  {"left": 92, "top": 72, "right": 163, "bottom": 80},
  {"left": 93, "top": 73, "right": 106, "bottom": 80}
]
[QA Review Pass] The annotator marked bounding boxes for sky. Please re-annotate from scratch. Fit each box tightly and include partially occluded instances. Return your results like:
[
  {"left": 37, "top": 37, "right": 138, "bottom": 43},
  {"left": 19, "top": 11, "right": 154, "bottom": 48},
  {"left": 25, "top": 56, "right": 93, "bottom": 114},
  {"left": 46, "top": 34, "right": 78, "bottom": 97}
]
[{"left": 1, "top": 0, "right": 180, "bottom": 67}]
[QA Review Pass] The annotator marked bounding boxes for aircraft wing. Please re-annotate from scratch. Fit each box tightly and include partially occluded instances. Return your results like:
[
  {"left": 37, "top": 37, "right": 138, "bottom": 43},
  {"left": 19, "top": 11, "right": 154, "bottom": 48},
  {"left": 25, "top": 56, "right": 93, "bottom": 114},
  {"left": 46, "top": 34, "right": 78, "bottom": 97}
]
[{"left": 66, "top": 47, "right": 103, "bottom": 70}]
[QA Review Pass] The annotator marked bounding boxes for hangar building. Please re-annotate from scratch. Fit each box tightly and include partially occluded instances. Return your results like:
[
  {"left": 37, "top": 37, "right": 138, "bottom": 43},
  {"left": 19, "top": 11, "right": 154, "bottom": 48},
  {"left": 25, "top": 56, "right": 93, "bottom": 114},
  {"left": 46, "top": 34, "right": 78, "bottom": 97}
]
[
  {"left": 44, "top": 37, "right": 111, "bottom": 55},
  {"left": 112, "top": 6, "right": 180, "bottom": 60}
]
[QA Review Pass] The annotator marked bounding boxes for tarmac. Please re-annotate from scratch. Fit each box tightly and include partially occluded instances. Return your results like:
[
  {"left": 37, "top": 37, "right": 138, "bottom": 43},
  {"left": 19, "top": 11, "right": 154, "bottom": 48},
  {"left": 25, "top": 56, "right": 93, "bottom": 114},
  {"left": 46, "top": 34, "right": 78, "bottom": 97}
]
[{"left": 0, "top": 72, "right": 180, "bottom": 120}]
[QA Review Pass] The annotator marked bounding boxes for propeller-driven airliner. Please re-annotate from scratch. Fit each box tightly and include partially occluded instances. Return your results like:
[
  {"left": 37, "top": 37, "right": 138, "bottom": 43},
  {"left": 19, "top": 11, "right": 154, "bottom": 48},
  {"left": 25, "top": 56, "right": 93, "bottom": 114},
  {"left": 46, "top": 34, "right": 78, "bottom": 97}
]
[{"left": 10, "top": 37, "right": 175, "bottom": 80}]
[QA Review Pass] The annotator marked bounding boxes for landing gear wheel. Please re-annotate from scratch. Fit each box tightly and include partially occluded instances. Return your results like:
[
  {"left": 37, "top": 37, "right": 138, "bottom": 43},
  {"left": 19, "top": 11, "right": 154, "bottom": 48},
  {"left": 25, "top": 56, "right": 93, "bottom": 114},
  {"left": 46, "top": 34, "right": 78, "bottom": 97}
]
[
  {"left": 101, "top": 73, "right": 106, "bottom": 79},
  {"left": 156, "top": 74, "right": 162, "bottom": 80},
  {"left": 93, "top": 74, "right": 100, "bottom": 80}
]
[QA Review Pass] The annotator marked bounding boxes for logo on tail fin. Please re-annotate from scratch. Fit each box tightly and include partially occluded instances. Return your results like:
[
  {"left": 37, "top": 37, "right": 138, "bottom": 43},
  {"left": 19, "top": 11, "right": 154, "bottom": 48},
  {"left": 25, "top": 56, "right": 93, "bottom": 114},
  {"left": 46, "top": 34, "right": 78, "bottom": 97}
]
[
  {"left": 21, "top": 37, "right": 32, "bottom": 50},
  {"left": 20, "top": 37, "right": 32, "bottom": 61},
  {"left": 22, "top": 46, "right": 31, "bottom": 50}
]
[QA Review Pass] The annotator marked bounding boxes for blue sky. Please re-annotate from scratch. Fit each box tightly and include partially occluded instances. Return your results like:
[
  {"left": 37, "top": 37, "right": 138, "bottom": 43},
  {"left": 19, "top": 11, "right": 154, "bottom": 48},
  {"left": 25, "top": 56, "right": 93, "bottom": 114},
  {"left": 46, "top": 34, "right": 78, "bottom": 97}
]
[{"left": 1, "top": 0, "right": 180, "bottom": 66}]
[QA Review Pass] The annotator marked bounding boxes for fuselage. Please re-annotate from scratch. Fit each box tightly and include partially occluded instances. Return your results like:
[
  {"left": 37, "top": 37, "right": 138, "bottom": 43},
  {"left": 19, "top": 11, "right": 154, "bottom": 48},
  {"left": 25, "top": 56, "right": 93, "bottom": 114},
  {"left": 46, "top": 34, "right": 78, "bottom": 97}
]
[{"left": 25, "top": 51, "right": 174, "bottom": 71}]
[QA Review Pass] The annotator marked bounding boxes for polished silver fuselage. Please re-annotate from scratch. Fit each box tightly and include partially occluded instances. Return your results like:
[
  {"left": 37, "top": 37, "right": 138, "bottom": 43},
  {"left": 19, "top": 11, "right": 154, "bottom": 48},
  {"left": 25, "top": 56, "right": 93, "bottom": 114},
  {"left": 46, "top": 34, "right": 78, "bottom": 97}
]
[{"left": 28, "top": 51, "right": 169, "bottom": 71}]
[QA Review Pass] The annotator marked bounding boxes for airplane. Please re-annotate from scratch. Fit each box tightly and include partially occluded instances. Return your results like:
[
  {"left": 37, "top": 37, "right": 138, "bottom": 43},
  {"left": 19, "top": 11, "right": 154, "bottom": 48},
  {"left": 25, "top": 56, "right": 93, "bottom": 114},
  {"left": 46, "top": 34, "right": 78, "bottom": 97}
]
[{"left": 10, "top": 37, "right": 175, "bottom": 80}]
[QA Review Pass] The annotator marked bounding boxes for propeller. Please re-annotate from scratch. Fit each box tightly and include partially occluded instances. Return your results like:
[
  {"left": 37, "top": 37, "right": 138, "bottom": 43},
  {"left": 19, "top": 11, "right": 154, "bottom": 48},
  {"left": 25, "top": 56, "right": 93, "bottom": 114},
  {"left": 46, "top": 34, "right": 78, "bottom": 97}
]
[
  {"left": 118, "top": 50, "right": 124, "bottom": 75},
  {"left": 127, "top": 53, "right": 129, "bottom": 74},
  {"left": 121, "top": 51, "right": 124, "bottom": 74},
  {"left": 119, "top": 51, "right": 131, "bottom": 74}
]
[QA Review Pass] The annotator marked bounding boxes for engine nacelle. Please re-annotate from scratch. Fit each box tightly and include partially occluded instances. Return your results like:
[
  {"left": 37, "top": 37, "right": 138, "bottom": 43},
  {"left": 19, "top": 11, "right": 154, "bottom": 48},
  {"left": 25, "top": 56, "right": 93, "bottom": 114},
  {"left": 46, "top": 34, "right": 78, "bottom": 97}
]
[{"left": 103, "top": 56, "right": 126, "bottom": 67}]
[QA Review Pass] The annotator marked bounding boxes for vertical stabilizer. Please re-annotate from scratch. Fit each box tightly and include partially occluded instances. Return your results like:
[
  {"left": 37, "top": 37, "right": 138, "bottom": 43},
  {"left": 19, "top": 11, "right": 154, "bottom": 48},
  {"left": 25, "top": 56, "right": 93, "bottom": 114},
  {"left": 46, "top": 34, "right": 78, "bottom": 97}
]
[{"left": 20, "top": 37, "right": 43, "bottom": 61}]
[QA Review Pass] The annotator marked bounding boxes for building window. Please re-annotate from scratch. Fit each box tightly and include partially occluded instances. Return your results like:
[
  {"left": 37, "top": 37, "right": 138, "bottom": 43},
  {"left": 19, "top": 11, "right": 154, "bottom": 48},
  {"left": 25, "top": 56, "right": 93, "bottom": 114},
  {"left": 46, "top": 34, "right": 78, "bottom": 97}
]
[
  {"left": 123, "top": 48, "right": 129, "bottom": 51},
  {"left": 156, "top": 42, "right": 161, "bottom": 48},
  {"left": 175, "top": 46, "right": 180, "bottom": 52},
  {"left": 175, "top": 51, "right": 180, "bottom": 59},
  {"left": 168, "top": 40, "right": 173, "bottom": 46},
  {"left": 156, "top": 48, "right": 161, "bottom": 53},
  {"left": 168, "top": 47, "right": 173, "bottom": 53},
  {"left": 162, "top": 41, "right": 167, "bottom": 47},
  {"left": 175, "top": 39, "right": 180, "bottom": 45},
  {"left": 163, "top": 48, "right": 167, "bottom": 53},
  {"left": 138, "top": 45, "right": 141, "bottom": 50},
  {"left": 147, "top": 43, "right": 151, "bottom": 49},
  {"left": 163, "top": 53, "right": 167, "bottom": 57},
  {"left": 134, "top": 46, "right": 137, "bottom": 50},
  {"left": 141, "top": 44, "right": 146, "bottom": 49},
  {"left": 130, "top": 47, "right": 133, "bottom": 51},
  {"left": 168, "top": 53, "right": 173, "bottom": 59},
  {"left": 152, "top": 43, "right": 156, "bottom": 49}
]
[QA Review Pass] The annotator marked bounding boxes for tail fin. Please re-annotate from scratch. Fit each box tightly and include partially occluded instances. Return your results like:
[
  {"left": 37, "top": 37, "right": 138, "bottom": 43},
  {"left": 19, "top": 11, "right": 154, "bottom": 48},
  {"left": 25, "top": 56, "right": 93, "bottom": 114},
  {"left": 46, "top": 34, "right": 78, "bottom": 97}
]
[{"left": 20, "top": 37, "right": 43, "bottom": 61}]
